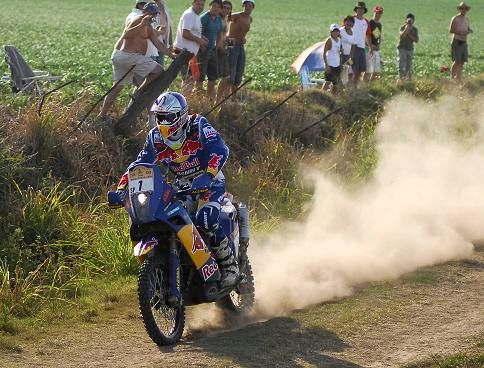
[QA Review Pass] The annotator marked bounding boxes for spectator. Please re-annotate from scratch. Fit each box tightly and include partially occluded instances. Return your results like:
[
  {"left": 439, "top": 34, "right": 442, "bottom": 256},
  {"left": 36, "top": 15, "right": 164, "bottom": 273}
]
[
  {"left": 322, "top": 24, "right": 342, "bottom": 93},
  {"left": 340, "top": 15, "right": 356, "bottom": 85},
  {"left": 366, "top": 5, "right": 383, "bottom": 81},
  {"left": 216, "top": 1, "right": 233, "bottom": 103},
  {"left": 150, "top": 0, "right": 173, "bottom": 69},
  {"left": 174, "top": 0, "right": 209, "bottom": 93},
  {"left": 197, "top": 0, "right": 224, "bottom": 102},
  {"left": 226, "top": 0, "right": 254, "bottom": 96},
  {"left": 449, "top": 2, "right": 472, "bottom": 83},
  {"left": 97, "top": 3, "right": 175, "bottom": 121},
  {"left": 125, "top": 1, "right": 170, "bottom": 80},
  {"left": 397, "top": 13, "right": 419, "bottom": 81},
  {"left": 351, "top": 1, "right": 370, "bottom": 88}
]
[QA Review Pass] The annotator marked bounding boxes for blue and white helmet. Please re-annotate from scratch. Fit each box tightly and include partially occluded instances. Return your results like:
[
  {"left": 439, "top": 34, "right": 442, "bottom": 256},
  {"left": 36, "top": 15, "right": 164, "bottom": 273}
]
[{"left": 151, "top": 92, "right": 189, "bottom": 150}]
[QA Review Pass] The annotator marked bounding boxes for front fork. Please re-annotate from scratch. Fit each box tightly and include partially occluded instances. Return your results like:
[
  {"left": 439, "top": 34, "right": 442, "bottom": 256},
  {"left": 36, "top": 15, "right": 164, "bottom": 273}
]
[{"left": 167, "top": 234, "right": 181, "bottom": 305}]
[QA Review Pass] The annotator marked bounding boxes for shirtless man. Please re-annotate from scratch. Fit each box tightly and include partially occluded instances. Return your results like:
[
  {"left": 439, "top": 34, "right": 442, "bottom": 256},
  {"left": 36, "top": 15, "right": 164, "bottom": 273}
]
[
  {"left": 449, "top": 2, "right": 472, "bottom": 83},
  {"left": 225, "top": 0, "right": 254, "bottom": 95},
  {"left": 98, "top": 3, "right": 175, "bottom": 121}
]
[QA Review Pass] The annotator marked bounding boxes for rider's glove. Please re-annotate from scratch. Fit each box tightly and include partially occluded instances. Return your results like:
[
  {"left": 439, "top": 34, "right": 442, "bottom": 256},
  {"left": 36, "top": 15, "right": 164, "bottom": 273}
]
[
  {"left": 191, "top": 174, "right": 212, "bottom": 194},
  {"left": 107, "top": 190, "right": 127, "bottom": 208}
]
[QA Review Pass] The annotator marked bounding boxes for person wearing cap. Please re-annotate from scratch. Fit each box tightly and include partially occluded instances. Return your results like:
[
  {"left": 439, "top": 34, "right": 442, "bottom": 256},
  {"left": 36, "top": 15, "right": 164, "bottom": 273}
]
[
  {"left": 98, "top": 3, "right": 175, "bottom": 121},
  {"left": 225, "top": 0, "right": 255, "bottom": 96},
  {"left": 174, "top": 0, "right": 209, "bottom": 93},
  {"left": 125, "top": 1, "right": 171, "bottom": 71},
  {"left": 365, "top": 5, "right": 383, "bottom": 81},
  {"left": 126, "top": 0, "right": 148, "bottom": 26},
  {"left": 397, "top": 13, "right": 419, "bottom": 81},
  {"left": 449, "top": 2, "right": 472, "bottom": 82},
  {"left": 322, "top": 24, "right": 342, "bottom": 93},
  {"left": 351, "top": 1, "right": 371, "bottom": 88}
]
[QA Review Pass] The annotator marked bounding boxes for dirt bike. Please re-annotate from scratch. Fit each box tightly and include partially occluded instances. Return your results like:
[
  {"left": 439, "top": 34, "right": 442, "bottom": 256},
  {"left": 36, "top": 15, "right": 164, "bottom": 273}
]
[{"left": 107, "top": 163, "right": 255, "bottom": 345}]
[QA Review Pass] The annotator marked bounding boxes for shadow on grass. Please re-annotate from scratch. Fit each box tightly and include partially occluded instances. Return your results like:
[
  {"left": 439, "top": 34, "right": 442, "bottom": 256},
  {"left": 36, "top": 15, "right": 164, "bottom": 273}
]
[{"left": 177, "top": 316, "right": 361, "bottom": 368}]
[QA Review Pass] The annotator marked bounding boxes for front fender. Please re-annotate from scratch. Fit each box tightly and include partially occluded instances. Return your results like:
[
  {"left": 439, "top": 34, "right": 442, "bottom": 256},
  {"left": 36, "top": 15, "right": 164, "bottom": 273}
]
[{"left": 134, "top": 237, "right": 158, "bottom": 257}]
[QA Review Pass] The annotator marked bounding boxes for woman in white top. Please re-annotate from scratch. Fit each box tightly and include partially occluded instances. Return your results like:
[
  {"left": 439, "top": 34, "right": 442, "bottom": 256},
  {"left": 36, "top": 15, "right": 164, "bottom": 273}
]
[
  {"left": 340, "top": 16, "right": 355, "bottom": 64},
  {"left": 339, "top": 15, "right": 356, "bottom": 84},
  {"left": 323, "top": 24, "right": 342, "bottom": 92}
]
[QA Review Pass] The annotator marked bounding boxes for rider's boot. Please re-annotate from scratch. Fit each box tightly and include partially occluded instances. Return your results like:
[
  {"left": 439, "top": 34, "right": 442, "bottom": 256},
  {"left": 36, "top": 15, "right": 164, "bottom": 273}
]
[{"left": 211, "top": 237, "right": 239, "bottom": 289}]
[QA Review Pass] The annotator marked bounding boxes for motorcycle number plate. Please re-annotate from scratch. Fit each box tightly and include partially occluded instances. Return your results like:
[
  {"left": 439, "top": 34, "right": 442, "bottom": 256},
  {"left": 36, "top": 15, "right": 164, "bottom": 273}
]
[{"left": 128, "top": 166, "right": 154, "bottom": 194}]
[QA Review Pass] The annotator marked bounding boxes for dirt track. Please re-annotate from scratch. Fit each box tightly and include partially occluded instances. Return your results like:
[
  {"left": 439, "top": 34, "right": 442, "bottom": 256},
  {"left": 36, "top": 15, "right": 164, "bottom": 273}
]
[{"left": 1, "top": 246, "right": 483, "bottom": 368}]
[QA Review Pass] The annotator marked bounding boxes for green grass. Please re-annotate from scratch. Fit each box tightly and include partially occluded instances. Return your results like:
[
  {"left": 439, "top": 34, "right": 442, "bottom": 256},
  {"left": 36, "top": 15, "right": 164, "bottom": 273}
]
[
  {"left": 406, "top": 350, "right": 484, "bottom": 368},
  {"left": 0, "top": 0, "right": 483, "bottom": 93}
]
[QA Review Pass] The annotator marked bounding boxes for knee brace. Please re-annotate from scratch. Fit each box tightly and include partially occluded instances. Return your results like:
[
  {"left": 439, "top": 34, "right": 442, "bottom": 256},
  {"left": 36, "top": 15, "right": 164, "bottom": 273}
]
[{"left": 195, "top": 204, "right": 220, "bottom": 235}]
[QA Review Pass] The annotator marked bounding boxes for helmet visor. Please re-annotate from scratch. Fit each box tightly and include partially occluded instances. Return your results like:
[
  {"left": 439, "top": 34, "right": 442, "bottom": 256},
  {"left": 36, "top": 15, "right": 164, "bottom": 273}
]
[{"left": 156, "top": 111, "right": 184, "bottom": 139}]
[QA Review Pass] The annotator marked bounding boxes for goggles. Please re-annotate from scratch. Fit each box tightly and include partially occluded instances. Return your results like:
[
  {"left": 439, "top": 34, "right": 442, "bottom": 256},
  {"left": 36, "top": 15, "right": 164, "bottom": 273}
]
[{"left": 155, "top": 111, "right": 186, "bottom": 139}]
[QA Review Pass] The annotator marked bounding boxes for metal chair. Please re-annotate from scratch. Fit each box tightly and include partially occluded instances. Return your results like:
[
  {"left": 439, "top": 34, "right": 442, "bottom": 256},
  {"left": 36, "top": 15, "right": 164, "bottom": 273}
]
[
  {"left": 299, "top": 65, "right": 324, "bottom": 90},
  {"left": 2, "top": 45, "right": 61, "bottom": 94}
]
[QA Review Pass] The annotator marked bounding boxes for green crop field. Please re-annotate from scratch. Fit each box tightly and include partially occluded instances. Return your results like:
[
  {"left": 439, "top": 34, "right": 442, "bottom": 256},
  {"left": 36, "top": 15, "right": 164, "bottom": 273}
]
[{"left": 1, "top": 0, "right": 483, "bottom": 93}]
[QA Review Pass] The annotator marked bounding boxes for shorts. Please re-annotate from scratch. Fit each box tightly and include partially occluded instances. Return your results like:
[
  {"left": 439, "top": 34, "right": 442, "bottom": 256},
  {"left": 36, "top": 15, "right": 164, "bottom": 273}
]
[
  {"left": 352, "top": 47, "right": 366, "bottom": 73},
  {"left": 451, "top": 39, "right": 468, "bottom": 63},
  {"left": 198, "top": 48, "right": 219, "bottom": 82},
  {"left": 228, "top": 45, "right": 246, "bottom": 86},
  {"left": 217, "top": 50, "right": 230, "bottom": 79},
  {"left": 324, "top": 66, "right": 341, "bottom": 85},
  {"left": 111, "top": 50, "right": 158, "bottom": 86},
  {"left": 366, "top": 50, "right": 381, "bottom": 73}
]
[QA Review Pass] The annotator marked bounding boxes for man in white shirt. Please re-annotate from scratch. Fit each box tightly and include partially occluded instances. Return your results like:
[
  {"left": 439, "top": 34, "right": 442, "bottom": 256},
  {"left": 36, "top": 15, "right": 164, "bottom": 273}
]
[
  {"left": 174, "top": 0, "right": 209, "bottom": 92},
  {"left": 351, "top": 1, "right": 370, "bottom": 87}
]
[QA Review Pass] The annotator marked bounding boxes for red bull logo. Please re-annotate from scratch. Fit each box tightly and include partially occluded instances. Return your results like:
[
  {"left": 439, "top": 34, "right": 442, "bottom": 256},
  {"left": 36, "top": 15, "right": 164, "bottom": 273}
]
[
  {"left": 174, "top": 158, "right": 200, "bottom": 172},
  {"left": 191, "top": 229, "right": 207, "bottom": 254},
  {"left": 157, "top": 147, "right": 180, "bottom": 162},
  {"left": 208, "top": 153, "right": 223, "bottom": 170},
  {"left": 182, "top": 140, "right": 203, "bottom": 156},
  {"left": 157, "top": 139, "right": 203, "bottom": 163},
  {"left": 201, "top": 262, "right": 219, "bottom": 281}
]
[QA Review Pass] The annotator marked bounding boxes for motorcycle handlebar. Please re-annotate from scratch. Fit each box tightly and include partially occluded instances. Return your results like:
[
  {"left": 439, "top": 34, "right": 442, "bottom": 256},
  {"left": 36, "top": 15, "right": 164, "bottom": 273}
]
[{"left": 107, "top": 186, "right": 209, "bottom": 208}]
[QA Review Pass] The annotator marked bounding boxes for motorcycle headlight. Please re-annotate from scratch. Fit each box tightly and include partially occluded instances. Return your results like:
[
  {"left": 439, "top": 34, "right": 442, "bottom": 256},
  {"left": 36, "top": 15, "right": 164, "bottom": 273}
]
[{"left": 137, "top": 193, "right": 149, "bottom": 206}]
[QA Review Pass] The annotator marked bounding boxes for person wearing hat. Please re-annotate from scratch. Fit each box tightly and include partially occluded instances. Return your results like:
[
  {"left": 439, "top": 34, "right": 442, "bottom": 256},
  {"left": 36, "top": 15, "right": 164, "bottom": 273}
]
[
  {"left": 322, "top": 24, "right": 342, "bottom": 92},
  {"left": 126, "top": 0, "right": 149, "bottom": 26},
  {"left": 365, "top": 5, "right": 383, "bottom": 81},
  {"left": 225, "top": 0, "right": 255, "bottom": 96},
  {"left": 98, "top": 3, "right": 176, "bottom": 120},
  {"left": 125, "top": 1, "right": 171, "bottom": 70},
  {"left": 449, "top": 2, "right": 473, "bottom": 82},
  {"left": 351, "top": 1, "right": 370, "bottom": 87}
]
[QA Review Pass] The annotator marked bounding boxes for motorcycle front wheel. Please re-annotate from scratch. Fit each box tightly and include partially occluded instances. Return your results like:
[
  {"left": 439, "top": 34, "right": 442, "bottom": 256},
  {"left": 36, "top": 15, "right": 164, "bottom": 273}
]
[{"left": 138, "top": 257, "right": 185, "bottom": 345}]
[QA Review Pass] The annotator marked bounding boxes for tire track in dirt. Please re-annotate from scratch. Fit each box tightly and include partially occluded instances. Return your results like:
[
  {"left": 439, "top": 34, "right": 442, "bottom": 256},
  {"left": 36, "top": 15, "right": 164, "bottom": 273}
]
[{"left": 1, "top": 248, "right": 482, "bottom": 368}]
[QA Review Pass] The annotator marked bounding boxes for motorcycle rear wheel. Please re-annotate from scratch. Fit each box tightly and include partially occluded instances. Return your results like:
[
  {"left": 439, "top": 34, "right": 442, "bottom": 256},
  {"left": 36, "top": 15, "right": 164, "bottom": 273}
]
[
  {"left": 138, "top": 257, "right": 185, "bottom": 345},
  {"left": 218, "top": 257, "right": 255, "bottom": 313}
]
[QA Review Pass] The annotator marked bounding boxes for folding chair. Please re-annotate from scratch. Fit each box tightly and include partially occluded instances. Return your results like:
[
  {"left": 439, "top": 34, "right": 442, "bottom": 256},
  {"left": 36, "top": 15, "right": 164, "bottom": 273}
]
[
  {"left": 2, "top": 45, "right": 61, "bottom": 94},
  {"left": 299, "top": 65, "right": 324, "bottom": 90}
]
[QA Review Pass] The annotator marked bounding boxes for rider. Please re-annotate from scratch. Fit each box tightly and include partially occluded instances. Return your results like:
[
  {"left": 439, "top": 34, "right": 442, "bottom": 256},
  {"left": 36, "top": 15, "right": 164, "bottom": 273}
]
[{"left": 116, "top": 91, "right": 239, "bottom": 288}]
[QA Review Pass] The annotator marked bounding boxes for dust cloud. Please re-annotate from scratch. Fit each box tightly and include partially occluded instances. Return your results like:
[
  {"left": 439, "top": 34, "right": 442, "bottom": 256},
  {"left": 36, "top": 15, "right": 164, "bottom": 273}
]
[{"left": 251, "top": 95, "right": 484, "bottom": 317}]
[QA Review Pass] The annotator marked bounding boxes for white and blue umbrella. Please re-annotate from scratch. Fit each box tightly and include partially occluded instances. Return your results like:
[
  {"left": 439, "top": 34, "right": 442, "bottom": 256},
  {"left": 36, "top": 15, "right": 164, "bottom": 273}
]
[{"left": 291, "top": 42, "right": 326, "bottom": 73}]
